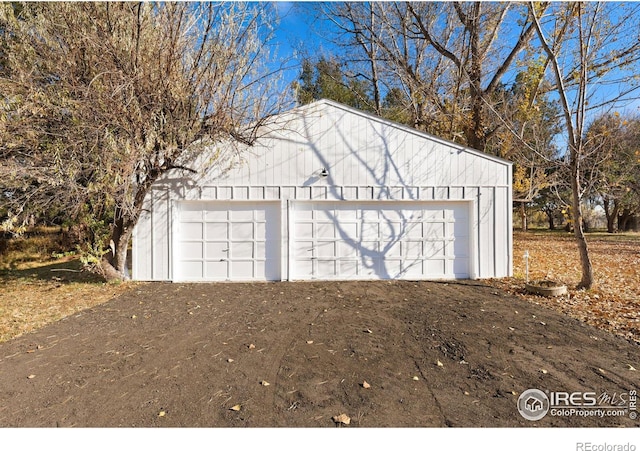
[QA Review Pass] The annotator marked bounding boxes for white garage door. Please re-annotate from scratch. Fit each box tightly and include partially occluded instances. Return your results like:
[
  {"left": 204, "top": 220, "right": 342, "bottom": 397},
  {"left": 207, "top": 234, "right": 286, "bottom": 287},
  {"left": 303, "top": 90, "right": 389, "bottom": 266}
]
[
  {"left": 292, "top": 201, "right": 470, "bottom": 280},
  {"left": 175, "top": 201, "right": 280, "bottom": 281}
]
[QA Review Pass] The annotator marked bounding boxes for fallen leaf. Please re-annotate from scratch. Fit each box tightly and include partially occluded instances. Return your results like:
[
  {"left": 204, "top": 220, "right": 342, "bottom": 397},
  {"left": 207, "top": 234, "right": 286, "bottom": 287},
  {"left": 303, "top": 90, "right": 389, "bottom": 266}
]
[
  {"left": 131, "top": 315, "right": 137, "bottom": 319},
  {"left": 628, "top": 364, "right": 637, "bottom": 371},
  {"left": 412, "top": 376, "right": 420, "bottom": 381},
  {"left": 248, "top": 344, "right": 256, "bottom": 350},
  {"left": 364, "top": 329, "right": 373, "bottom": 334},
  {"left": 230, "top": 404, "right": 241, "bottom": 411},
  {"left": 306, "top": 340, "right": 314, "bottom": 344},
  {"left": 332, "top": 413, "right": 350, "bottom": 425},
  {"left": 540, "top": 369, "right": 548, "bottom": 374},
  {"left": 158, "top": 411, "right": 166, "bottom": 417},
  {"left": 227, "top": 358, "right": 234, "bottom": 363},
  {"left": 261, "top": 380, "right": 270, "bottom": 386},
  {"left": 362, "top": 381, "right": 371, "bottom": 389},
  {"left": 437, "top": 360, "right": 444, "bottom": 367},
  {"left": 27, "top": 374, "right": 36, "bottom": 379}
]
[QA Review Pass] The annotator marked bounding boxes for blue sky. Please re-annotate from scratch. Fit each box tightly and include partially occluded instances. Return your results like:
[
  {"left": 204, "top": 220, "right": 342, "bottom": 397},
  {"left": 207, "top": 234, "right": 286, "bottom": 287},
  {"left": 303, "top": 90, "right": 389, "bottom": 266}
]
[
  {"left": 271, "top": 2, "right": 330, "bottom": 87},
  {"left": 267, "top": 1, "right": 640, "bottom": 124}
]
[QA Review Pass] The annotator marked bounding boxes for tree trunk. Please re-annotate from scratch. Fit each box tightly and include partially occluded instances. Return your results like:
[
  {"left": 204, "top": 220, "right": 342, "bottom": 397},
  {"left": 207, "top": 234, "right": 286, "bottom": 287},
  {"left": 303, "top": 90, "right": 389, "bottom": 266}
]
[
  {"left": 519, "top": 202, "right": 528, "bottom": 231},
  {"left": 618, "top": 208, "right": 631, "bottom": 231},
  {"left": 547, "top": 212, "right": 555, "bottom": 230},
  {"left": 100, "top": 208, "right": 135, "bottom": 281},
  {"left": 570, "top": 158, "right": 594, "bottom": 289},
  {"left": 602, "top": 197, "right": 618, "bottom": 233}
]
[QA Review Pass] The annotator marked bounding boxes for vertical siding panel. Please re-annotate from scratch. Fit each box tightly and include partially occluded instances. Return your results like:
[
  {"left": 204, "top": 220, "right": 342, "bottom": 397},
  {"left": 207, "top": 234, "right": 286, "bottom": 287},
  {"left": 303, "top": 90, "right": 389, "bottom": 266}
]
[
  {"left": 132, "top": 195, "right": 153, "bottom": 280},
  {"left": 151, "top": 188, "right": 170, "bottom": 280},
  {"left": 478, "top": 187, "right": 495, "bottom": 278},
  {"left": 465, "top": 186, "right": 480, "bottom": 278},
  {"left": 494, "top": 186, "right": 508, "bottom": 277}
]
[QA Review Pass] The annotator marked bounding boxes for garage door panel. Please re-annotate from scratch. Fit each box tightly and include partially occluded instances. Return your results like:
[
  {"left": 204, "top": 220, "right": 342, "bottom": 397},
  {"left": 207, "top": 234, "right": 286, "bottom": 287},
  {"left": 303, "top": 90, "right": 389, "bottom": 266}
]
[
  {"left": 316, "top": 222, "right": 335, "bottom": 239},
  {"left": 205, "top": 242, "right": 228, "bottom": 259},
  {"left": 402, "top": 241, "right": 423, "bottom": 258},
  {"left": 337, "top": 241, "right": 357, "bottom": 259},
  {"left": 204, "top": 210, "right": 227, "bottom": 221},
  {"left": 336, "top": 208, "right": 358, "bottom": 220},
  {"left": 232, "top": 223, "right": 254, "bottom": 240},
  {"left": 424, "top": 240, "right": 446, "bottom": 257},
  {"left": 182, "top": 261, "right": 204, "bottom": 280},
  {"left": 182, "top": 222, "right": 203, "bottom": 240},
  {"left": 295, "top": 223, "right": 313, "bottom": 239},
  {"left": 176, "top": 201, "right": 280, "bottom": 281},
  {"left": 255, "top": 222, "right": 266, "bottom": 238},
  {"left": 230, "top": 241, "right": 253, "bottom": 259},
  {"left": 380, "top": 209, "right": 402, "bottom": 221},
  {"left": 292, "top": 201, "right": 470, "bottom": 280},
  {"left": 360, "top": 241, "right": 380, "bottom": 253},
  {"left": 230, "top": 209, "right": 254, "bottom": 221},
  {"left": 295, "top": 260, "right": 314, "bottom": 278},
  {"left": 294, "top": 241, "right": 313, "bottom": 259},
  {"left": 317, "top": 260, "right": 336, "bottom": 276},
  {"left": 403, "top": 260, "right": 424, "bottom": 277},
  {"left": 405, "top": 223, "right": 423, "bottom": 239},
  {"left": 386, "top": 241, "right": 402, "bottom": 257},
  {"left": 424, "top": 222, "right": 445, "bottom": 238},
  {"left": 230, "top": 261, "right": 254, "bottom": 279},
  {"left": 205, "top": 222, "right": 227, "bottom": 238},
  {"left": 205, "top": 261, "right": 227, "bottom": 279},
  {"left": 182, "top": 242, "right": 204, "bottom": 259},
  {"left": 425, "top": 259, "right": 446, "bottom": 274},
  {"left": 385, "top": 259, "right": 402, "bottom": 277},
  {"left": 338, "top": 222, "right": 358, "bottom": 239},
  {"left": 316, "top": 241, "right": 335, "bottom": 258},
  {"left": 361, "top": 223, "right": 379, "bottom": 239}
]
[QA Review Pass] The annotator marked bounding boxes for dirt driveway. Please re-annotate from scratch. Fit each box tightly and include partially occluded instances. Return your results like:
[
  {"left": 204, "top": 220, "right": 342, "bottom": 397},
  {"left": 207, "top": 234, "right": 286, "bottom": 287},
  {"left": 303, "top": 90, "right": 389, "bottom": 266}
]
[{"left": 0, "top": 280, "right": 638, "bottom": 427}]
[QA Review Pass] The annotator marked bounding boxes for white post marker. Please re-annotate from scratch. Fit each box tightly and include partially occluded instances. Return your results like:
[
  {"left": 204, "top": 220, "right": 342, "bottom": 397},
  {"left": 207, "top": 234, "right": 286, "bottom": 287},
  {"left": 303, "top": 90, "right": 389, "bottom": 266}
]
[{"left": 524, "top": 250, "right": 530, "bottom": 283}]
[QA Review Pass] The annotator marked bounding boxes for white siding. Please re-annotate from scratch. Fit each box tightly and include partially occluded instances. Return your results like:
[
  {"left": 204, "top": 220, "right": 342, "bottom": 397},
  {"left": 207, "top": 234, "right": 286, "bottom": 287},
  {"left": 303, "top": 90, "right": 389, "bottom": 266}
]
[{"left": 133, "top": 99, "right": 513, "bottom": 281}]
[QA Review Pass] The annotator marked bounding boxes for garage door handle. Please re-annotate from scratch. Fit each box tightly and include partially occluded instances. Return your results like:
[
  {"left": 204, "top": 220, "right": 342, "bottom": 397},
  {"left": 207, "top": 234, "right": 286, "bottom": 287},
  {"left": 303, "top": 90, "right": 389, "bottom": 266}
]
[{"left": 219, "top": 258, "right": 227, "bottom": 262}]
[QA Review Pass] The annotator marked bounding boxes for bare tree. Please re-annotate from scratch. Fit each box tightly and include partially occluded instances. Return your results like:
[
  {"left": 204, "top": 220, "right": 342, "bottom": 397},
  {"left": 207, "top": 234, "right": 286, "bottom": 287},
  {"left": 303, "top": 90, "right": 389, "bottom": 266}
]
[
  {"left": 0, "top": 2, "right": 286, "bottom": 280},
  {"left": 530, "top": 1, "right": 640, "bottom": 288},
  {"left": 584, "top": 113, "right": 640, "bottom": 233}
]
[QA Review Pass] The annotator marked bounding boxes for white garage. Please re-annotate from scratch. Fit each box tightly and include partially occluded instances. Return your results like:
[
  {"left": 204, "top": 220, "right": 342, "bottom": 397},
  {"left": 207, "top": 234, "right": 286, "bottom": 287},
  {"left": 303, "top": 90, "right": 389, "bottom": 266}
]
[{"left": 133, "top": 99, "right": 512, "bottom": 282}]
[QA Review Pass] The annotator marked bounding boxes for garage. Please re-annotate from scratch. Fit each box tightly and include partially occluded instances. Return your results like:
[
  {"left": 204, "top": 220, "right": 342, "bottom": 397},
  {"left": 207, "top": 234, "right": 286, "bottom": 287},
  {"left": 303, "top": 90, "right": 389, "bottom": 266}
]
[
  {"left": 291, "top": 201, "right": 470, "bottom": 280},
  {"left": 174, "top": 201, "right": 280, "bottom": 282},
  {"left": 133, "top": 99, "right": 512, "bottom": 282}
]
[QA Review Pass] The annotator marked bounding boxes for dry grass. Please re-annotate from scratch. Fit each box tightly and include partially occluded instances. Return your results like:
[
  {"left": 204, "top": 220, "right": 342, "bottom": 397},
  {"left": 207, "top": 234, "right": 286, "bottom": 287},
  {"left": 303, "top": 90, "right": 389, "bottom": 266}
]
[
  {"left": 489, "top": 230, "right": 640, "bottom": 344},
  {"left": 0, "top": 257, "right": 132, "bottom": 342},
  {"left": 1, "top": 229, "right": 639, "bottom": 344}
]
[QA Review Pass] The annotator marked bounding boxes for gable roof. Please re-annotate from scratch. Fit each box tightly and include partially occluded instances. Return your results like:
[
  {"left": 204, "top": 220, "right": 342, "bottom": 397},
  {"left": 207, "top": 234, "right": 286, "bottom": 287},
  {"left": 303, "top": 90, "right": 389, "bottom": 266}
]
[{"left": 291, "top": 98, "right": 512, "bottom": 168}]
